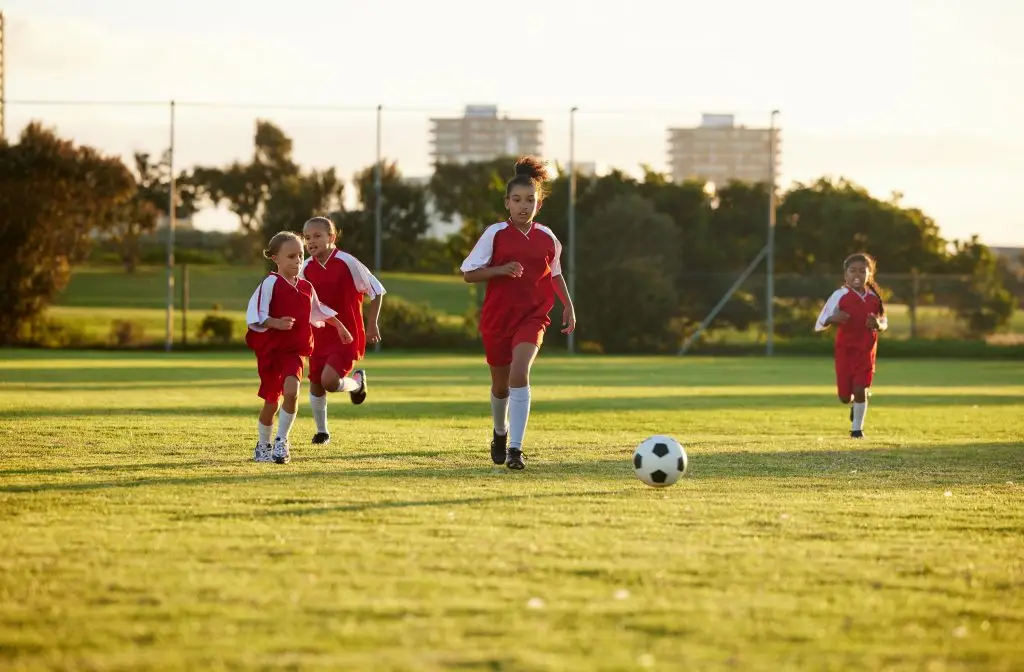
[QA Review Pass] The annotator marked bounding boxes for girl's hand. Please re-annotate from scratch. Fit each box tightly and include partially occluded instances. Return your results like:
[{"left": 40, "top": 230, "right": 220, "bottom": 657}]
[
  {"left": 335, "top": 322, "right": 354, "bottom": 344},
  {"left": 828, "top": 310, "right": 850, "bottom": 325},
  {"left": 866, "top": 314, "right": 881, "bottom": 330},
  {"left": 367, "top": 322, "right": 381, "bottom": 345},
  {"left": 498, "top": 261, "right": 524, "bottom": 278},
  {"left": 561, "top": 305, "right": 577, "bottom": 334},
  {"left": 267, "top": 316, "right": 295, "bottom": 330}
]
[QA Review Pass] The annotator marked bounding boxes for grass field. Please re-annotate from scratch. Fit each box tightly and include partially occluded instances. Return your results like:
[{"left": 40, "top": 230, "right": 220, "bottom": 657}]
[{"left": 0, "top": 351, "right": 1022, "bottom": 670}]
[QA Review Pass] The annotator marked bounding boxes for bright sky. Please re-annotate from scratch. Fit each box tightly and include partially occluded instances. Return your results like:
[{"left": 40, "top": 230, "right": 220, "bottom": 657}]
[{"left": 4, "top": 0, "right": 1023, "bottom": 246}]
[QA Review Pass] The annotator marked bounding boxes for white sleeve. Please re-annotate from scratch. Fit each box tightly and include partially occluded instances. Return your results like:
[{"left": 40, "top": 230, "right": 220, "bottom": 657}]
[
  {"left": 460, "top": 223, "right": 504, "bottom": 272},
  {"left": 814, "top": 289, "right": 845, "bottom": 332},
  {"left": 339, "top": 252, "right": 385, "bottom": 300},
  {"left": 309, "top": 286, "right": 338, "bottom": 327},
  {"left": 536, "top": 225, "right": 563, "bottom": 277},
  {"left": 368, "top": 273, "right": 386, "bottom": 299},
  {"left": 246, "top": 276, "right": 277, "bottom": 332}
]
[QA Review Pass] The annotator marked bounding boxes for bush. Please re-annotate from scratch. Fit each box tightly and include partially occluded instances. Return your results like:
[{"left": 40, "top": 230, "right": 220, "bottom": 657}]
[
  {"left": 377, "top": 297, "right": 474, "bottom": 349},
  {"left": 17, "top": 316, "right": 88, "bottom": 348},
  {"left": 197, "top": 314, "right": 234, "bottom": 344},
  {"left": 108, "top": 320, "right": 147, "bottom": 347}
]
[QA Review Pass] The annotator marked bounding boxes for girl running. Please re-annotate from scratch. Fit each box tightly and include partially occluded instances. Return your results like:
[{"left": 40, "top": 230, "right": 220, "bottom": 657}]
[
  {"left": 300, "top": 216, "right": 385, "bottom": 447},
  {"left": 815, "top": 252, "right": 888, "bottom": 438},
  {"left": 245, "top": 231, "right": 352, "bottom": 464},
  {"left": 460, "top": 157, "right": 576, "bottom": 470}
]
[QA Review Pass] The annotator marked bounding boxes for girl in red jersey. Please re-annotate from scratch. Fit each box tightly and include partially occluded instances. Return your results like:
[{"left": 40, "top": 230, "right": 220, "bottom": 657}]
[
  {"left": 460, "top": 157, "right": 576, "bottom": 470},
  {"left": 245, "top": 231, "right": 353, "bottom": 464},
  {"left": 814, "top": 253, "right": 888, "bottom": 438},
  {"left": 300, "top": 216, "right": 385, "bottom": 446}
]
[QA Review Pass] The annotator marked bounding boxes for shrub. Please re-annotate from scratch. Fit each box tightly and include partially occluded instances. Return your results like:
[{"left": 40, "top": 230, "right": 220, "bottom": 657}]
[
  {"left": 197, "top": 314, "right": 234, "bottom": 344},
  {"left": 377, "top": 297, "right": 474, "bottom": 349},
  {"left": 108, "top": 320, "right": 147, "bottom": 347}
]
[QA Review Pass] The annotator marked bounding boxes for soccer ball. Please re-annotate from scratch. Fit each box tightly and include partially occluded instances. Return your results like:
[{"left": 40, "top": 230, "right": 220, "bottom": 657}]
[{"left": 632, "top": 435, "right": 687, "bottom": 487}]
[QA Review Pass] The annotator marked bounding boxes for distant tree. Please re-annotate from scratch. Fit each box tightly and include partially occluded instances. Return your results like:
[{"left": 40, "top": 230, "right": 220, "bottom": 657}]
[
  {"left": 192, "top": 120, "right": 342, "bottom": 256},
  {"left": 106, "top": 151, "right": 196, "bottom": 273},
  {"left": 351, "top": 161, "right": 429, "bottom": 271},
  {"left": 0, "top": 123, "right": 135, "bottom": 344}
]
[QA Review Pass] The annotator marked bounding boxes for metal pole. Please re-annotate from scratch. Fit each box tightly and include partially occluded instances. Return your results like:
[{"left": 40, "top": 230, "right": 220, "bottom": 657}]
[
  {"left": 567, "top": 106, "right": 578, "bottom": 355},
  {"left": 680, "top": 245, "right": 770, "bottom": 355},
  {"left": 373, "top": 104, "right": 383, "bottom": 353},
  {"left": 181, "top": 263, "right": 189, "bottom": 345},
  {"left": 765, "top": 109, "right": 780, "bottom": 356},
  {"left": 165, "top": 100, "right": 177, "bottom": 352}
]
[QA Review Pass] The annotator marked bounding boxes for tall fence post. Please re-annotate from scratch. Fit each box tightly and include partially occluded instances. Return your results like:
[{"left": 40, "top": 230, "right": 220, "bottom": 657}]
[
  {"left": 165, "top": 99, "right": 177, "bottom": 352},
  {"left": 181, "top": 263, "right": 190, "bottom": 346}
]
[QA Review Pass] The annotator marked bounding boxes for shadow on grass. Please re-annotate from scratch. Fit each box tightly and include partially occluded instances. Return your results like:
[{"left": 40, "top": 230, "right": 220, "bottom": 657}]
[
  {"left": 2, "top": 356, "right": 1021, "bottom": 389},
  {"left": 187, "top": 488, "right": 623, "bottom": 520},
  {"left": 2, "top": 391, "right": 1021, "bottom": 422},
  {"left": 3, "top": 442, "right": 1019, "bottom": 496}
]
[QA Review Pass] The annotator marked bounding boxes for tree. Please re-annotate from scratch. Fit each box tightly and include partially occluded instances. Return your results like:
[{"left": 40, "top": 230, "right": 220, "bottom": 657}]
[
  {"left": 574, "top": 194, "right": 680, "bottom": 353},
  {"left": 352, "top": 161, "right": 429, "bottom": 271},
  {"left": 428, "top": 158, "right": 511, "bottom": 266},
  {"left": 0, "top": 123, "right": 135, "bottom": 344},
  {"left": 105, "top": 151, "right": 197, "bottom": 273},
  {"left": 945, "top": 236, "right": 1015, "bottom": 337}
]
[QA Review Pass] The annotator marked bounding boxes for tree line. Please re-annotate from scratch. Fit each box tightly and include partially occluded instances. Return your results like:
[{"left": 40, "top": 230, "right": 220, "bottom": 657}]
[{"left": 1, "top": 120, "right": 1020, "bottom": 349}]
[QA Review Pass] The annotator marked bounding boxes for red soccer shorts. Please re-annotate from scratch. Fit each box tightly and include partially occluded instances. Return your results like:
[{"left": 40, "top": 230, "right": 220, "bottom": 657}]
[
  {"left": 257, "top": 353, "right": 304, "bottom": 402},
  {"left": 835, "top": 353, "right": 875, "bottom": 402},
  {"left": 482, "top": 319, "right": 547, "bottom": 367},
  {"left": 308, "top": 350, "right": 356, "bottom": 386}
]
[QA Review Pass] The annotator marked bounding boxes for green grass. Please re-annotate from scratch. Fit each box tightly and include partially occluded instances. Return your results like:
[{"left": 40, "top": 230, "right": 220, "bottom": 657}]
[
  {"left": 0, "top": 351, "right": 1022, "bottom": 670},
  {"left": 59, "top": 265, "right": 474, "bottom": 315}
]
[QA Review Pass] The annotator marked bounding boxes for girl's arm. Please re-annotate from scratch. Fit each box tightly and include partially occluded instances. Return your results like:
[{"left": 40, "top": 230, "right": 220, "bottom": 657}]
[
  {"left": 552, "top": 274, "right": 576, "bottom": 334},
  {"left": 553, "top": 274, "right": 573, "bottom": 311},
  {"left": 464, "top": 263, "right": 522, "bottom": 283}
]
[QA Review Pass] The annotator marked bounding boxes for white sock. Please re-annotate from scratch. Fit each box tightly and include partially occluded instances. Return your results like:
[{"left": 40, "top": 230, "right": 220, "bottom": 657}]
[
  {"left": 336, "top": 376, "right": 361, "bottom": 393},
  {"left": 852, "top": 402, "right": 867, "bottom": 431},
  {"left": 508, "top": 386, "right": 531, "bottom": 449},
  {"left": 276, "top": 409, "right": 296, "bottom": 440},
  {"left": 258, "top": 422, "right": 272, "bottom": 445},
  {"left": 491, "top": 393, "right": 509, "bottom": 435},
  {"left": 309, "top": 393, "right": 328, "bottom": 433}
]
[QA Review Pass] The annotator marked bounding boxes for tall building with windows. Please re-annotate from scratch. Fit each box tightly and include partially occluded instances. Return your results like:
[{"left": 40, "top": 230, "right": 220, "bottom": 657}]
[
  {"left": 430, "top": 104, "right": 543, "bottom": 165},
  {"left": 667, "top": 113, "right": 780, "bottom": 185}
]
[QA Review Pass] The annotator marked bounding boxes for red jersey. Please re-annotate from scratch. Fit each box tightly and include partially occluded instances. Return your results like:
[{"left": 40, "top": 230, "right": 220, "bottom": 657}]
[
  {"left": 815, "top": 286, "right": 886, "bottom": 358},
  {"left": 244, "top": 273, "right": 337, "bottom": 358},
  {"left": 299, "top": 249, "right": 385, "bottom": 360},
  {"left": 461, "top": 219, "right": 563, "bottom": 338}
]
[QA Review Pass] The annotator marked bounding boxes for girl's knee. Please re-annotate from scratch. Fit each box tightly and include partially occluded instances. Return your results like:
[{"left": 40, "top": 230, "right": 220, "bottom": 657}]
[{"left": 491, "top": 385, "right": 510, "bottom": 398}]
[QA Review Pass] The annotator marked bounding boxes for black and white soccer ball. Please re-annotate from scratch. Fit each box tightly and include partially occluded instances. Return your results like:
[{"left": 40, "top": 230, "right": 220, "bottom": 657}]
[{"left": 632, "top": 435, "right": 687, "bottom": 487}]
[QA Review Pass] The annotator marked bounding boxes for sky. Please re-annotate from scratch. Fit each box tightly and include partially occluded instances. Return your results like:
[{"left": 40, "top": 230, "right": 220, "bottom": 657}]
[{"left": 3, "top": 0, "right": 1023, "bottom": 246}]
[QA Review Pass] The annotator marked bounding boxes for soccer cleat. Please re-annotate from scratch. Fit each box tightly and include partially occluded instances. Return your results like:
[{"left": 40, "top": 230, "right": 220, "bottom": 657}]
[
  {"left": 254, "top": 441, "right": 273, "bottom": 463},
  {"left": 850, "top": 430, "right": 865, "bottom": 439},
  {"left": 490, "top": 430, "right": 508, "bottom": 465},
  {"left": 311, "top": 432, "right": 331, "bottom": 445},
  {"left": 350, "top": 370, "right": 367, "bottom": 405},
  {"left": 506, "top": 448, "right": 526, "bottom": 471},
  {"left": 272, "top": 437, "right": 292, "bottom": 464}
]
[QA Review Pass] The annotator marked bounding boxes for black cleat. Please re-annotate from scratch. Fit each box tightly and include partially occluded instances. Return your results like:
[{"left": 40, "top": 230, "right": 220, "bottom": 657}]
[
  {"left": 850, "top": 430, "right": 865, "bottom": 439},
  {"left": 506, "top": 448, "right": 526, "bottom": 471},
  {"left": 311, "top": 432, "right": 331, "bottom": 445},
  {"left": 490, "top": 430, "right": 508, "bottom": 465},
  {"left": 350, "top": 370, "right": 367, "bottom": 405}
]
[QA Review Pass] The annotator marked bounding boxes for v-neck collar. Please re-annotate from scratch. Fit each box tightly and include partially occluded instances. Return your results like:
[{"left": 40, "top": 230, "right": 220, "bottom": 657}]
[
  {"left": 507, "top": 218, "right": 534, "bottom": 238},
  {"left": 272, "top": 271, "right": 301, "bottom": 290}
]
